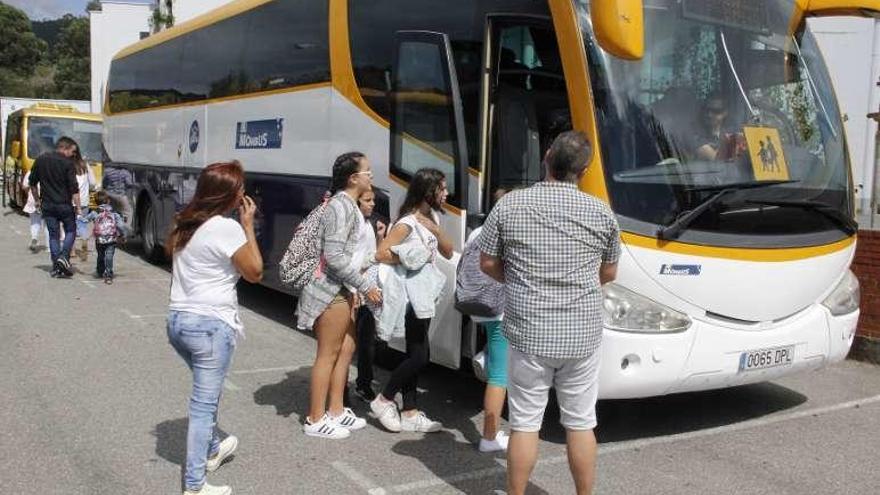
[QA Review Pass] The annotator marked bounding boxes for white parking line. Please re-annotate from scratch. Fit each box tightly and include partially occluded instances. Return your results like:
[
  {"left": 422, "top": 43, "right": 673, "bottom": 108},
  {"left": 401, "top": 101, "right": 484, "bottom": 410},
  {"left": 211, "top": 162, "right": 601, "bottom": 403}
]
[
  {"left": 331, "top": 461, "right": 387, "bottom": 495},
  {"left": 374, "top": 393, "right": 880, "bottom": 493}
]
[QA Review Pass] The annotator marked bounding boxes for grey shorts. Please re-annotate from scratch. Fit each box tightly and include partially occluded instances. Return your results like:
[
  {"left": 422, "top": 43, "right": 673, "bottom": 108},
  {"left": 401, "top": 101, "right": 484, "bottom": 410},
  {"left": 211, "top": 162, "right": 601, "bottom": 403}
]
[{"left": 507, "top": 348, "right": 601, "bottom": 432}]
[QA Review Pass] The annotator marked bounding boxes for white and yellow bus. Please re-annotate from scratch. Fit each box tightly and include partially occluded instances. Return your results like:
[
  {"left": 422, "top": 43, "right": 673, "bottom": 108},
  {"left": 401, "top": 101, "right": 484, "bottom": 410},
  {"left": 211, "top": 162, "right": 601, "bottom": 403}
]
[
  {"left": 4, "top": 103, "right": 103, "bottom": 207},
  {"left": 104, "top": 0, "right": 875, "bottom": 398}
]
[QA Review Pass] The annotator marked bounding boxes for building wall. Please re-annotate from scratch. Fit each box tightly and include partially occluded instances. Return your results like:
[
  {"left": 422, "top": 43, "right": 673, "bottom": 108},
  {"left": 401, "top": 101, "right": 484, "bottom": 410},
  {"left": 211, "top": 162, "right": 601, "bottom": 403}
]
[
  {"left": 169, "top": 0, "right": 232, "bottom": 25},
  {"left": 89, "top": 1, "right": 152, "bottom": 114},
  {"left": 810, "top": 17, "right": 880, "bottom": 360},
  {"left": 809, "top": 17, "right": 880, "bottom": 228}
]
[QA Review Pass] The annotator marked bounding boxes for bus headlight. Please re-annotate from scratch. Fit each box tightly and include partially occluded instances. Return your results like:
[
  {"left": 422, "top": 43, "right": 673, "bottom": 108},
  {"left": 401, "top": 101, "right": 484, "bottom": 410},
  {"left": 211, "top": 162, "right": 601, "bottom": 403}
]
[
  {"left": 822, "top": 270, "right": 860, "bottom": 316},
  {"left": 603, "top": 284, "right": 691, "bottom": 333}
]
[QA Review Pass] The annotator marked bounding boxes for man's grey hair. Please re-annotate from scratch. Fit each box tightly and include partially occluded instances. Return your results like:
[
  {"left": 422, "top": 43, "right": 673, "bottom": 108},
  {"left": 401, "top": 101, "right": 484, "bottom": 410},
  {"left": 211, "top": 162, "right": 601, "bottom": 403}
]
[{"left": 545, "top": 130, "right": 592, "bottom": 182}]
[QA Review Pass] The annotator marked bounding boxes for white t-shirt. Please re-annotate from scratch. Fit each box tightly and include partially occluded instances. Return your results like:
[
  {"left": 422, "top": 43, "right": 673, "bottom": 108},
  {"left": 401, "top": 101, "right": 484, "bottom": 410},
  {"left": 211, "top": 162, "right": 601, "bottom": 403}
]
[
  {"left": 76, "top": 168, "right": 95, "bottom": 208},
  {"left": 169, "top": 216, "right": 248, "bottom": 333}
]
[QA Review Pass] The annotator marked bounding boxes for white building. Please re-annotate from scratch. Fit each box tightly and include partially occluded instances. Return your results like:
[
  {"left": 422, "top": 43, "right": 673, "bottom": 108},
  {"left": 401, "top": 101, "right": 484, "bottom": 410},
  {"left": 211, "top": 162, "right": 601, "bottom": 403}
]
[
  {"left": 89, "top": 1, "right": 153, "bottom": 114},
  {"left": 158, "top": 0, "right": 231, "bottom": 27},
  {"left": 810, "top": 17, "right": 880, "bottom": 230}
]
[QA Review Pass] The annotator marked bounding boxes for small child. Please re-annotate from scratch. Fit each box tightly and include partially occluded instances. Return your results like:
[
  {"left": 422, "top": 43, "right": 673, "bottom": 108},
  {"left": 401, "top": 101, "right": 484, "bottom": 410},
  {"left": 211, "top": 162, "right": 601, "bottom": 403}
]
[{"left": 81, "top": 191, "right": 129, "bottom": 284}]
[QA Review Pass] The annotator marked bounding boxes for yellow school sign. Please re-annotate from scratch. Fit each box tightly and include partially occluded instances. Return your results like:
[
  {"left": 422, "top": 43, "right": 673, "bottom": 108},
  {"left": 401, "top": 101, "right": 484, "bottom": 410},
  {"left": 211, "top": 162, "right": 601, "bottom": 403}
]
[{"left": 744, "top": 126, "right": 790, "bottom": 181}]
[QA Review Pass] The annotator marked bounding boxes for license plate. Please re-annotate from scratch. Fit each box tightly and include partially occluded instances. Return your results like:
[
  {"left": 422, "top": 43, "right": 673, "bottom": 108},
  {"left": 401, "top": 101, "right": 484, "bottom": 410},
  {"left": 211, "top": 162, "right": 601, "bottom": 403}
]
[{"left": 738, "top": 345, "right": 795, "bottom": 372}]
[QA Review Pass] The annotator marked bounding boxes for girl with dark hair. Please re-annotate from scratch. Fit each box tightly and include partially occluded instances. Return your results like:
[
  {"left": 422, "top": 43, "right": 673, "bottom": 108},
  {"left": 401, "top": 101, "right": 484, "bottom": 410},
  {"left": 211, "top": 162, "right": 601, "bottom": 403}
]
[
  {"left": 72, "top": 145, "right": 95, "bottom": 261},
  {"left": 165, "top": 161, "right": 263, "bottom": 495},
  {"left": 298, "top": 152, "right": 383, "bottom": 440},
  {"left": 370, "top": 168, "right": 453, "bottom": 433}
]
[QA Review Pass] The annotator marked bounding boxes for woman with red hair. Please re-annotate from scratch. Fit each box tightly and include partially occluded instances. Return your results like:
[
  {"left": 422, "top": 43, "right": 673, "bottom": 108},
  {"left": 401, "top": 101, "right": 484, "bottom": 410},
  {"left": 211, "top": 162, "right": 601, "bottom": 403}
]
[{"left": 165, "top": 161, "right": 263, "bottom": 495}]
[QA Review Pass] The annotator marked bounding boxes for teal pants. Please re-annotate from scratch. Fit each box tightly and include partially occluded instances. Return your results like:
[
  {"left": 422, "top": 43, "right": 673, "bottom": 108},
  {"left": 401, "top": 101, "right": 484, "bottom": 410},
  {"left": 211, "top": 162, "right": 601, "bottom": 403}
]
[{"left": 483, "top": 320, "right": 509, "bottom": 388}]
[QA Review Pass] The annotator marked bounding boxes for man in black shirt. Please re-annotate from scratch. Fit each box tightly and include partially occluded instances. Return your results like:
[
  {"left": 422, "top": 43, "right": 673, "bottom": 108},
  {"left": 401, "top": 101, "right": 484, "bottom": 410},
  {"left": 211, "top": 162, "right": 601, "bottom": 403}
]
[{"left": 28, "top": 136, "right": 80, "bottom": 277}]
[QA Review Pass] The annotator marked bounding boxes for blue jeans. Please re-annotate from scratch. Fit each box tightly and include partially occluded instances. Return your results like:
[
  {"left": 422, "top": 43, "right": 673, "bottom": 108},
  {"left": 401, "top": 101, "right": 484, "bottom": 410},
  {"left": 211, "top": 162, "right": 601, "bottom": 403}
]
[
  {"left": 96, "top": 242, "right": 116, "bottom": 277},
  {"left": 166, "top": 311, "right": 236, "bottom": 491},
  {"left": 42, "top": 202, "right": 76, "bottom": 264}
]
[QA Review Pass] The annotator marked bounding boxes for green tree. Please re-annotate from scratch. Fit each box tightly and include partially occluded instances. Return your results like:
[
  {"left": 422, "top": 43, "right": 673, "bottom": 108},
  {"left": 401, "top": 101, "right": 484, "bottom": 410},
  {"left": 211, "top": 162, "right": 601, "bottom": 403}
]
[
  {"left": 0, "top": 3, "right": 46, "bottom": 75},
  {"left": 52, "top": 16, "right": 90, "bottom": 100}
]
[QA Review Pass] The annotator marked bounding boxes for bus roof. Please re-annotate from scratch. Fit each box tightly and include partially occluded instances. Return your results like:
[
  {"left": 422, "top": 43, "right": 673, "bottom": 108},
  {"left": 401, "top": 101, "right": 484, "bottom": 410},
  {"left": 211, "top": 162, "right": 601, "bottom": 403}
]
[
  {"left": 11, "top": 103, "right": 102, "bottom": 122},
  {"left": 113, "top": 0, "right": 274, "bottom": 60}
]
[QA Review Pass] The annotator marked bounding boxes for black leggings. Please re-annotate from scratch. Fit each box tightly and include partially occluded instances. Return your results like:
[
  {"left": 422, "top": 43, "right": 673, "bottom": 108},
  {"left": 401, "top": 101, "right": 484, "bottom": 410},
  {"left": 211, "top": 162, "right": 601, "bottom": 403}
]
[{"left": 382, "top": 306, "right": 431, "bottom": 411}]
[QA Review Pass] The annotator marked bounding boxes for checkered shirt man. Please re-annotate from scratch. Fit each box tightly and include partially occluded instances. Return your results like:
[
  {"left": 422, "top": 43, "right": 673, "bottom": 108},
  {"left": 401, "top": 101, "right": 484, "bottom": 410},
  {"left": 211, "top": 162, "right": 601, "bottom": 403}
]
[{"left": 479, "top": 181, "right": 620, "bottom": 359}]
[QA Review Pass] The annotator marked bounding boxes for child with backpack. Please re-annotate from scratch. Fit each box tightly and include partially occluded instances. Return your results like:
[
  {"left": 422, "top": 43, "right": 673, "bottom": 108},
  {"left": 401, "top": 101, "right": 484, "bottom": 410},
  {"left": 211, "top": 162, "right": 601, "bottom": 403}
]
[{"left": 81, "top": 191, "right": 129, "bottom": 284}]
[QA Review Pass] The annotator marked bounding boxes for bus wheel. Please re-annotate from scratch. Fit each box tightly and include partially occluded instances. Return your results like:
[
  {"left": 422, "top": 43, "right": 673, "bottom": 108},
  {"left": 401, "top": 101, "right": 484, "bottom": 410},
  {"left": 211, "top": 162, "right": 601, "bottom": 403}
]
[{"left": 140, "top": 201, "right": 164, "bottom": 263}]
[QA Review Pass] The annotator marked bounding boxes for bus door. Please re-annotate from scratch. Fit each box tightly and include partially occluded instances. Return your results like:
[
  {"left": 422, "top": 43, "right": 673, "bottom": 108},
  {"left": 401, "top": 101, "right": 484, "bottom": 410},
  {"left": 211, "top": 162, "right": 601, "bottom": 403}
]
[
  {"left": 4, "top": 114, "right": 22, "bottom": 207},
  {"left": 479, "top": 16, "right": 574, "bottom": 209},
  {"left": 388, "top": 31, "right": 470, "bottom": 369}
]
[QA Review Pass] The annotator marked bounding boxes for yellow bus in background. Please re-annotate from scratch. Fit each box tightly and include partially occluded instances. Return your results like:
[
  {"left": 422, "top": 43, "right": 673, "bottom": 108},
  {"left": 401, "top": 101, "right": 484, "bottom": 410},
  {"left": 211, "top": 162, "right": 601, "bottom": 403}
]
[{"left": 3, "top": 103, "right": 103, "bottom": 207}]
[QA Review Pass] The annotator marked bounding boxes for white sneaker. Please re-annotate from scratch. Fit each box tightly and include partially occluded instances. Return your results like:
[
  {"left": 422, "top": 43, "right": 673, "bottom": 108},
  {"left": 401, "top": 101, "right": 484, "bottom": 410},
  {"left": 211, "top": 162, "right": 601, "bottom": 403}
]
[
  {"left": 370, "top": 397, "right": 402, "bottom": 432},
  {"left": 206, "top": 435, "right": 238, "bottom": 472},
  {"left": 400, "top": 411, "right": 442, "bottom": 433},
  {"left": 303, "top": 414, "right": 351, "bottom": 439},
  {"left": 330, "top": 407, "right": 367, "bottom": 430},
  {"left": 183, "top": 482, "right": 232, "bottom": 495},
  {"left": 478, "top": 431, "right": 509, "bottom": 452}
]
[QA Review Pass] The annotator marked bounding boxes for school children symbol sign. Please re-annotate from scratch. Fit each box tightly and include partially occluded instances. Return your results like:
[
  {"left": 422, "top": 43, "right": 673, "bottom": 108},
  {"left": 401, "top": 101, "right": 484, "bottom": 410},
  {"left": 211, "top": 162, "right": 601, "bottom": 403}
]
[{"left": 743, "top": 126, "right": 790, "bottom": 181}]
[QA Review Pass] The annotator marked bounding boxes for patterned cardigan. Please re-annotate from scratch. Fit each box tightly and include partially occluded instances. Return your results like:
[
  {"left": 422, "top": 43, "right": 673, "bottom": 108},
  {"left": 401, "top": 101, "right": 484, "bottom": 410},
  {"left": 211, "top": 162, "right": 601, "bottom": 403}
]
[{"left": 296, "top": 191, "right": 372, "bottom": 329}]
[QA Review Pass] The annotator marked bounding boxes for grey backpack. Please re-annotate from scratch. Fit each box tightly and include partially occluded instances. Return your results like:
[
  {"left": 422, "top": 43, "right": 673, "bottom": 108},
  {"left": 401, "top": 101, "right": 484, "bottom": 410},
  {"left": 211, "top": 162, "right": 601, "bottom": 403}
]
[
  {"left": 455, "top": 236, "right": 504, "bottom": 317},
  {"left": 279, "top": 193, "right": 330, "bottom": 295}
]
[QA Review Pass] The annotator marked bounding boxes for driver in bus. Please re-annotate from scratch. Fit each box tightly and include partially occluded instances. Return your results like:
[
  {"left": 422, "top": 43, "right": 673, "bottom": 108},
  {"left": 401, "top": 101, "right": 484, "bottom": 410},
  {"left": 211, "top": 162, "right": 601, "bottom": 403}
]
[{"left": 687, "top": 94, "right": 746, "bottom": 162}]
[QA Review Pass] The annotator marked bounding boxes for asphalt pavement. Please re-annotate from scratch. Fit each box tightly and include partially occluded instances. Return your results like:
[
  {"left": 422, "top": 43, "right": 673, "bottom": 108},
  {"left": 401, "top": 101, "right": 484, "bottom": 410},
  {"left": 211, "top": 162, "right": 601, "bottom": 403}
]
[{"left": 1, "top": 208, "right": 878, "bottom": 495}]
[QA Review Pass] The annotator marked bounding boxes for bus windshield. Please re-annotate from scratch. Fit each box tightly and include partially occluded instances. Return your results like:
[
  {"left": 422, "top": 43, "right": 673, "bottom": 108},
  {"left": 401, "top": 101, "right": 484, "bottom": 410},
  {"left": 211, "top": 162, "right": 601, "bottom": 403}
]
[
  {"left": 576, "top": 0, "right": 852, "bottom": 247},
  {"left": 27, "top": 117, "right": 103, "bottom": 162}
]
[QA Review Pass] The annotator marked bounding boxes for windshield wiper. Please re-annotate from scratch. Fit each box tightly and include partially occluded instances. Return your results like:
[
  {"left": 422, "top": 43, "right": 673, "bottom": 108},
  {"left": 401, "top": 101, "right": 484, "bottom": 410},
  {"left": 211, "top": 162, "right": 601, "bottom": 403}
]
[
  {"left": 657, "top": 180, "right": 797, "bottom": 241},
  {"left": 746, "top": 199, "right": 857, "bottom": 235}
]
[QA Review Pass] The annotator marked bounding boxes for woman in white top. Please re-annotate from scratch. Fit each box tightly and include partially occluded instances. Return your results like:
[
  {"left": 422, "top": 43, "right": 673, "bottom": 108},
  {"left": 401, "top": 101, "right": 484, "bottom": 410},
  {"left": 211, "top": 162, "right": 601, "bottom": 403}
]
[
  {"left": 165, "top": 161, "right": 263, "bottom": 495},
  {"left": 72, "top": 146, "right": 96, "bottom": 261},
  {"left": 370, "top": 168, "right": 453, "bottom": 433},
  {"left": 21, "top": 170, "right": 46, "bottom": 252}
]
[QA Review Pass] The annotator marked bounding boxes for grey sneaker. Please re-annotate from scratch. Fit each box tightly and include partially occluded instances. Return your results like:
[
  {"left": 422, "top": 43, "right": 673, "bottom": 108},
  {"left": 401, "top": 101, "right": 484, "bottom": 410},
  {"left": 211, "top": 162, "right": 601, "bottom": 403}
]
[
  {"left": 183, "top": 482, "right": 231, "bottom": 495},
  {"left": 206, "top": 435, "right": 238, "bottom": 472}
]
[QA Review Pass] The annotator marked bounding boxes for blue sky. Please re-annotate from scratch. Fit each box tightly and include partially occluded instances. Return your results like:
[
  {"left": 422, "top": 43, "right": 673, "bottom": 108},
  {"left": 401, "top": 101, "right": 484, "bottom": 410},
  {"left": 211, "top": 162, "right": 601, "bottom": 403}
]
[{"left": 7, "top": 0, "right": 153, "bottom": 20}]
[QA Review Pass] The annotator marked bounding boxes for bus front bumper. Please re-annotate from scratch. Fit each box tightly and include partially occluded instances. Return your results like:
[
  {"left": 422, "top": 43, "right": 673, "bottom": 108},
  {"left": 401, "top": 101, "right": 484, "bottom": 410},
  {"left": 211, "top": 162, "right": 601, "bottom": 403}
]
[{"left": 597, "top": 305, "right": 859, "bottom": 400}]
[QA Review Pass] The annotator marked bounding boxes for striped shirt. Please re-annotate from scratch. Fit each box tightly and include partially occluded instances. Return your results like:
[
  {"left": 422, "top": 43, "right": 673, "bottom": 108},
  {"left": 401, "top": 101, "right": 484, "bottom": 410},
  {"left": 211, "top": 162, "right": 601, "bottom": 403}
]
[{"left": 479, "top": 181, "right": 621, "bottom": 359}]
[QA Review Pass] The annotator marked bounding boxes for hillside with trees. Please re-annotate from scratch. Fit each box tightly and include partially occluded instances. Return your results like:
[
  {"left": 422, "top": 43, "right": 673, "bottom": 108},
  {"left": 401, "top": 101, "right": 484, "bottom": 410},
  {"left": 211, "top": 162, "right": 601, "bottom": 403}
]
[{"left": 0, "top": 2, "right": 91, "bottom": 100}]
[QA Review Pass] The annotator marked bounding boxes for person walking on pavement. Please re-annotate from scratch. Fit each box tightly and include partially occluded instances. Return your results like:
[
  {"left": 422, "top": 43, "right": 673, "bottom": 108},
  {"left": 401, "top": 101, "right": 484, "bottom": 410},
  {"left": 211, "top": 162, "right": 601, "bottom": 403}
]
[
  {"left": 298, "top": 152, "right": 383, "bottom": 440},
  {"left": 28, "top": 136, "right": 81, "bottom": 277},
  {"left": 479, "top": 131, "right": 621, "bottom": 495},
  {"left": 73, "top": 146, "right": 96, "bottom": 261},
  {"left": 21, "top": 170, "right": 47, "bottom": 252},
  {"left": 80, "top": 191, "right": 129, "bottom": 284},
  {"left": 165, "top": 161, "right": 263, "bottom": 495}
]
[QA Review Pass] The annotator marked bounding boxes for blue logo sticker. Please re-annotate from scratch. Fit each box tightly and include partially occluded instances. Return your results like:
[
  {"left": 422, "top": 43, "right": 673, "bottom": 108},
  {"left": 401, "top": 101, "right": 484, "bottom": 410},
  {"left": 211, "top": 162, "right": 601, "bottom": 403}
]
[
  {"left": 235, "top": 118, "right": 284, "bottom": 149},
  {"left": 659, "top": 264, "right": 702, "bottom": 276},
  {"left": 189, "top": 120, "right": 200, "bottom": 153}
]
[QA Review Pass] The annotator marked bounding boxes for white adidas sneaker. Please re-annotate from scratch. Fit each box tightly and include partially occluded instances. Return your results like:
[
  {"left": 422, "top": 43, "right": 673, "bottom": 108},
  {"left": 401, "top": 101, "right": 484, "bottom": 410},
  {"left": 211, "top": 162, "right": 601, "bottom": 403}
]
[
  {"left": 303, "top": 413, "right": 351, "bottom": 439},
  {"left": 330, "top": 407, "right": 367, "bottom": 430}
]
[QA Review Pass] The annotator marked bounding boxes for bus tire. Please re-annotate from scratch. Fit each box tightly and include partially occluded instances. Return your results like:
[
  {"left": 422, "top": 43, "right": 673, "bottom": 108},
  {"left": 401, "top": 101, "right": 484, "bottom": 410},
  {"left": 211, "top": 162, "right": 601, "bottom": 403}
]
[{"left": 140, "top": 200, "right": 164, "bottom": 263}]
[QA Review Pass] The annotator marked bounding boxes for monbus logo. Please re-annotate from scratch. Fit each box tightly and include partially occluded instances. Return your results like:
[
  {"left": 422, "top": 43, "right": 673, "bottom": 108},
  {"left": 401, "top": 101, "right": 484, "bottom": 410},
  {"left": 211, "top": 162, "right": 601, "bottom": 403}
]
[
  {"left": 235, "top": 118, "right": 284, "bottom": 150},
  {"left": 659, "top": 264, "right": 702, "bottom": 276}
]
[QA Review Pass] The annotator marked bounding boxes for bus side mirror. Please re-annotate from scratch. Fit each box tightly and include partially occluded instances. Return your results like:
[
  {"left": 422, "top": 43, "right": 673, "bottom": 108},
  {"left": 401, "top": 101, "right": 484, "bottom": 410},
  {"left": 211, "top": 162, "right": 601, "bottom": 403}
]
[
  {"left": 592, "top": 0, "right": 644, "bottom": 60},
  {"left": 9, "top": 141, "right": 20, "bottom": 159}
]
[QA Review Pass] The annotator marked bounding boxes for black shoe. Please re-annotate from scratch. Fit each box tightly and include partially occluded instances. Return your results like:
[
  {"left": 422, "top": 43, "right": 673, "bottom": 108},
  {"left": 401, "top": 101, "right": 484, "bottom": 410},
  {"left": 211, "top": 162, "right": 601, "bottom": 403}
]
[
  {"left": 50, "top": 269, "right": 61, "bottom": 278},
  {"left": 55, "top": 257, "right": 73, "bottom": 277},
  {"left": 354, "top": 384, "right": 377, "bottom": 402}
]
